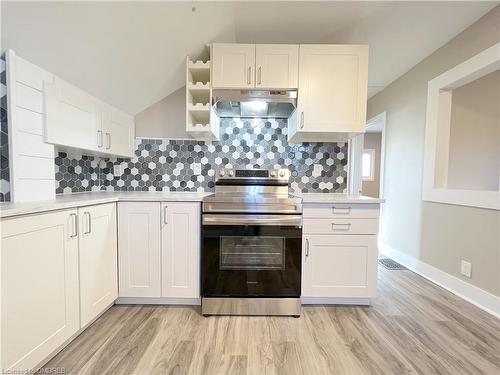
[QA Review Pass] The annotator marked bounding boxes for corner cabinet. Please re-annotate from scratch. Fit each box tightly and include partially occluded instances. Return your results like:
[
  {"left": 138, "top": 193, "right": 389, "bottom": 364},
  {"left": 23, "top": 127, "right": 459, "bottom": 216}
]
[
  {"left": 301, "top": 203, "right": 379, "bottom": 303},
  {"left": 1, "top": 209, "right": 80, "bottom": 372},
  {"left": 117, "top": 201, "right": 201, "bottom": 303},
  {"left": 44, "top": 77, "right": 135, "bottom": 158},
  {"left": 289, "top": 45, "right": 369, "bottom": 143},
  {"left": 0, "top": 203, "right": 119, "bottom": 372}
]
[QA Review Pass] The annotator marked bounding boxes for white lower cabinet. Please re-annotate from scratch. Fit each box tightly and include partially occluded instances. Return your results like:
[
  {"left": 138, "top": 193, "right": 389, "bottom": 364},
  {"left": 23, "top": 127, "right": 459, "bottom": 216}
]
[
  {"left": 78, "top": 203, "right": 118, "bottom": 327},
  {"left": 302, "top": 235, "right": 377, "bottom": 298},
  {"left": 118, "top": 202, "right": 162, "bottom": 297},
  {"left": 161, "top": 202, "right": 201, "bottom": 299},
  {"left": 1, "top": 209, "right": 80, "bottom": 371},
  {"left": 117, "top": 201, "right": 200, "bottom": 302},
  {"left": 301, "top": 203, "right": 380, "bottom": 302}
]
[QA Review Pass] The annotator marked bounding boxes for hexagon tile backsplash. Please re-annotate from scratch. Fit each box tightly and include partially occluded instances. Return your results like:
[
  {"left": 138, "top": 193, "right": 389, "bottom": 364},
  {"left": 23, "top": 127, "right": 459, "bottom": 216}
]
[{"left": 55, "top": 118, "right": 348, "bottom": 194}]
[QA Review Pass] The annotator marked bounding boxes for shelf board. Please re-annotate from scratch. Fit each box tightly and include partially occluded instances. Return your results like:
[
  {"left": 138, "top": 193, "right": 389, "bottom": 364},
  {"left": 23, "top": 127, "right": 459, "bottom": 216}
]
[
  {"left": 188, "top": 60, "right": 210, "bottom": 70},
  {"left": 188, "top": 103, "right": 210, "bottom": 111},
  {"left": 188, "top": 82, "right": 210, "bottom": 91}
]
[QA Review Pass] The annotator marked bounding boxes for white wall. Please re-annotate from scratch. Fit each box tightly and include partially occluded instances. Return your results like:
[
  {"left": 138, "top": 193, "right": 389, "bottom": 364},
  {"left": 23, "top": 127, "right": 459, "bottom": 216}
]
[{"left": 368, "top": 6, "right": 500, "bottom": 297}]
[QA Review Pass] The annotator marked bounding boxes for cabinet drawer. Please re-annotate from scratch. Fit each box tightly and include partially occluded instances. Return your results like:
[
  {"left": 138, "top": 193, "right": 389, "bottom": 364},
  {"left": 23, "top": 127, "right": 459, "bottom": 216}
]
[
  {"left": 303, "top": 218, "right": 378, "bottom": 235},
  {"left": 303, "top": 204, "right": 379, "bottom": 219}
]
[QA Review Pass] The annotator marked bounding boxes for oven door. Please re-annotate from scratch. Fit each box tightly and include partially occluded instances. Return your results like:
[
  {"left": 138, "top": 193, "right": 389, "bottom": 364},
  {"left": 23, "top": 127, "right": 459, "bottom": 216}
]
[{"left": 202, "top": 214, "right": 302, "bottom": 298}]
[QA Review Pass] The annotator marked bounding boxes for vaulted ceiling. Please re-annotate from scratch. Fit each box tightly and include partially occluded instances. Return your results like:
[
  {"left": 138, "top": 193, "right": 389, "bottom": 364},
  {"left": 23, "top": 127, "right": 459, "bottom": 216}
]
[{"left": 2, "top": 1, "right": 497, "bottom": 115}]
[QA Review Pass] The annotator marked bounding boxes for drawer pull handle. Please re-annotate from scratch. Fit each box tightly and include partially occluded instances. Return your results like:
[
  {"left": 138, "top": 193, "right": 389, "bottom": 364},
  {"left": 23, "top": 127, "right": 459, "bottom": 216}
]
[
  {"left": 305, "top": 238, "right": 310, "bottom": 257},
  {"left": 331, "top": 223, "right": 351, "bottom": 231},
  {"left": 332, "top": 206, "right": 351, "bottom": 214},
  {"left": 69, "top": 213, "right": 78, "bottom": 238}
]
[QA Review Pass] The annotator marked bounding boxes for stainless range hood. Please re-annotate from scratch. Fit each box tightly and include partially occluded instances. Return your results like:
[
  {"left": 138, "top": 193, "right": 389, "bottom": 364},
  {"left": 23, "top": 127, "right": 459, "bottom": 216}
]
[{"left": 212, "top": 89, "right": 297, "bottom": 118}]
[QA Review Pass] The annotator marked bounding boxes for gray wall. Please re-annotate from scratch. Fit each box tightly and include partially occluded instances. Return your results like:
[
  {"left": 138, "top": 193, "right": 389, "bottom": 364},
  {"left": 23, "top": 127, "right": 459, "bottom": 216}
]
[
  {"left": 447, "top": 70, "right": 499, "bottom": 191},
  {"left": 368, "top": 6, "right": 500, "bottom": 296},
  {"left": 135, "top": 86, "right": 189, "bottom": 139}
]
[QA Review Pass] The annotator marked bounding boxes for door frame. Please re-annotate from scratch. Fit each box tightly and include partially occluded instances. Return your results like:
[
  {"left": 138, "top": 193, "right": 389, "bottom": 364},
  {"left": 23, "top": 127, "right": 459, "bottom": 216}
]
[{"left": 349, "top": 111, "right": 386, "bottom": 197}]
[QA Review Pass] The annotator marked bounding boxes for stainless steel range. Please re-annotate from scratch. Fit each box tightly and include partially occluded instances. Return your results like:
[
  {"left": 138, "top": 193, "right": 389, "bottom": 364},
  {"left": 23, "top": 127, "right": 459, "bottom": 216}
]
[{"left": 201, "top": 168, "right": 302, "bottom": 317}]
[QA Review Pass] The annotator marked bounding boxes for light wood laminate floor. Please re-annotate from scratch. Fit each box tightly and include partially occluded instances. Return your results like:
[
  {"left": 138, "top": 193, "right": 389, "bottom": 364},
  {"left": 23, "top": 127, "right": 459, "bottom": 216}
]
[{"left": 45, "top": 266, "right": 500, "bottom": 375}]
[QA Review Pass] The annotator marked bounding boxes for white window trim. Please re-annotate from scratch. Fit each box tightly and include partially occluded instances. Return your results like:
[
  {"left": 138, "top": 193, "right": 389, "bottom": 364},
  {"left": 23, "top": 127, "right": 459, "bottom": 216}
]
[
  {"left": 362, "top": 149, "right": 376, "bottom": 181},
  {"left": 423, "top": 42, "right": 500, "bottom": 210}
]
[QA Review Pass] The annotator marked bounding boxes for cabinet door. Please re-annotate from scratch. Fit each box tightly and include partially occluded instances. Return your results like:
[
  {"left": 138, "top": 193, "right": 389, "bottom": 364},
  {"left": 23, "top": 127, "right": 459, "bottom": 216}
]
[
  {"left": 161, "top": 202, "right": 200, "bottom": 299},
  {"left": 255, "top": 44, "right": 299, "bottom": 89},
  {"left": 44, "top": 77, "right": 99, "bottom": 151},
  {"left": 78, "top": 203, "right": 118, "bottom": 327},
  {"left": 100, "top": 104, "right": 135, "bottom": 158},
  {"left": 118, "top": 202, "right": 161, "bottom": 297},
  {"left": 302, "top": 235, "right": 377, "bottom": 298},
  {"left": 212, "top": 43, "right": 255, "bottom": 88},
  {"left": 292, "top": 45, "right": 368, "bottom": 140},
  {"left": 1, "top": 210, "right": 79, "bottom": 371}
]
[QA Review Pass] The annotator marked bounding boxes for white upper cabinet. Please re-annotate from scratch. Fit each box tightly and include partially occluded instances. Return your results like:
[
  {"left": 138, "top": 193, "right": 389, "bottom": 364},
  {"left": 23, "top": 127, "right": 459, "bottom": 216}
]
[
  {"left": 99, "top": 103, "right": 135, "bottom": 157},
  {"left": 289, "top": 45, "right": 369, "bottom": 142},
  {"left": 212, "top": 43, "right": 299, "bottom": 89},
  {"left": 78, "top": 203, "right": 118, "bottom": 327},
  {"left": 255, "top": 44, "right": 299, "bottom": 89},
  {"left": 161, "top": 202, "right": 201, "bottom": 299},
  {"left": 45, "top": 77, "right": 99, "bottom": 152},
  {"left": 212, "top": 43, "right": 256, "bottom": 88},
  {"left": 45, "top": 77, "right": 135, "bottom": 158}
]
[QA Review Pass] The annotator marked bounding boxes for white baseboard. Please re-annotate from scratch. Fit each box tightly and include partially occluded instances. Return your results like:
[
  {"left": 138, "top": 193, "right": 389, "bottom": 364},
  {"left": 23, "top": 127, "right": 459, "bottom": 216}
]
[
  {"left": 301, "top": 297, "right": 371, "bottom": 305},
  {"left": 116, "top": 297, "right": 201, "bottom": 306},
  {"left": 379, "top": 243, "right": 500, "bottom": 319}
]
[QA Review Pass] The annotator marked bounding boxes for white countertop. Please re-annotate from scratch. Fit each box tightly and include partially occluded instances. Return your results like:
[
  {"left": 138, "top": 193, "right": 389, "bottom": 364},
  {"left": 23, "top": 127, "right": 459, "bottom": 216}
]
[
  {"left": 0, "top": 191, "right": 211, "bottom": 218},
  {"left": 296, "top": 193, "right": 384, "bottom": 204},
  {"left": 0, "top": 191, "right": 383, "bottom": 218}
]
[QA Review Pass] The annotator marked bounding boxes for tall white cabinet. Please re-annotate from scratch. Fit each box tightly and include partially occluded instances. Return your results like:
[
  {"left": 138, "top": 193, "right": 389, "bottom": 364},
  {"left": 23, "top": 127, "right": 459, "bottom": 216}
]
[
  {"left": 1, "top": 209, "right": 80, "bottom": 371},
  {"left": 78, "top": 203, "right": 118, "bottom": 327},
  {"left": 117, "top": 201, "right": 201, "bottom": 303},
  {"left": 289, "top": 45, "right": 369, "bottom": 142}
]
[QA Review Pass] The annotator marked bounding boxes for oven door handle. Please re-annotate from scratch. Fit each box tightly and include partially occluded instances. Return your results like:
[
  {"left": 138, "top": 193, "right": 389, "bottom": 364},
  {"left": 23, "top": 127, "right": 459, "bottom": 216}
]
[{"left": 203, "top": 214, "right": 302, "bottom": 226}]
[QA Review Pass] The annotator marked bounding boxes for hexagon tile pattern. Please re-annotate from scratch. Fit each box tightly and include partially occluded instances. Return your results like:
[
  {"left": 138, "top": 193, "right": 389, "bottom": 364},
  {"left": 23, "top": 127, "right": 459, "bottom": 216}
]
[{"left": 55, "top": 118, "right": 348, "bottom": 194}]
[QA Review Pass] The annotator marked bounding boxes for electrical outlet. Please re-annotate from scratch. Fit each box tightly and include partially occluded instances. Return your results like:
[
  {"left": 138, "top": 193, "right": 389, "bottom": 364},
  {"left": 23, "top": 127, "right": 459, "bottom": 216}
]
[
  {"left": 313, "top": 164, "right": 322, "bottom": 177},
  {"left": 113, "top": 164, "right": 122, "bottom": 177},
  {"left": 460, "top": 260, "right": 472, "bottom": 278},
  {"left": 193, "top": 163, "right": 202, "bottom": 175}
]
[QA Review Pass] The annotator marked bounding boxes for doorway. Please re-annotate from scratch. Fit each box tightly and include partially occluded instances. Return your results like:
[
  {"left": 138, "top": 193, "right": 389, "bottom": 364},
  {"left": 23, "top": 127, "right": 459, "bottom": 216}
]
[{"left": 349, "top": 112, "right": 386, "bottom": 199}]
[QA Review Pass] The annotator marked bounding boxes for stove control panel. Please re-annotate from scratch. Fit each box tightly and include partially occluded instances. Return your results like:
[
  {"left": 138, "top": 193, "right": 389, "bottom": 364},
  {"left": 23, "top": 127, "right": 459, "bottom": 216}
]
[{"left": 216, "top": 168, "right": 290, "bottom": 182}]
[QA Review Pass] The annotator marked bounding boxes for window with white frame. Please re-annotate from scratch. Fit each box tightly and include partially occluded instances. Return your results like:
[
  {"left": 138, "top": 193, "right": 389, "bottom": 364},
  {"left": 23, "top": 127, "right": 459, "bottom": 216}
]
[{"left": 362, "top": 149, "right": 375, "bottom": 181}]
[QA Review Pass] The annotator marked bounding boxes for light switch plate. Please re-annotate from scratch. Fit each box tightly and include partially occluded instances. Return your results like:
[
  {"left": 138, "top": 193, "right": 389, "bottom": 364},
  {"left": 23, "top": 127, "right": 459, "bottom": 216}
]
[
  {"left": 312, "top": 164, "right": 322, "bottom": 177},
  {"left": 461, "top": 260, "right": 472, "bottom": 278},
  {"left": 193, "top": 163, "right": 202, "bottom": 175}
]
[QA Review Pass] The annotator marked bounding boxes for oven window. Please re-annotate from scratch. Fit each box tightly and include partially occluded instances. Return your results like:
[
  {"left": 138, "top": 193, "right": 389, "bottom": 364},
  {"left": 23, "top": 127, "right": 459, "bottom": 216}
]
[{"left": 220, "top": 236, "right": 285, "bottom": 270}]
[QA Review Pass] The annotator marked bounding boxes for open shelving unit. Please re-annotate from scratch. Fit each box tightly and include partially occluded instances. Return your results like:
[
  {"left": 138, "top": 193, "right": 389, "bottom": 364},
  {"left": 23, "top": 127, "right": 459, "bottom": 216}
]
[{"left": 185, "top": 50, "right": 219, "bottom": 140}]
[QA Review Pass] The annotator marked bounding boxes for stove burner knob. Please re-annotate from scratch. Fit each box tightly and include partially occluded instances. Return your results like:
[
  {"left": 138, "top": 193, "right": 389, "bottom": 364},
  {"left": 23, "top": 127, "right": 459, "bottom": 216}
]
[
  {"left": 219, "top": 170, "right": 225, "bottom": 177},
  {"left": 279, "top": 170, "right": 286, "bottom": 178},
  {"left": 228, "top": 170, "right": 234, "bottom": 177},
  {"left": 270, "top": 171, "right": 276, "bottom": 177}
]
